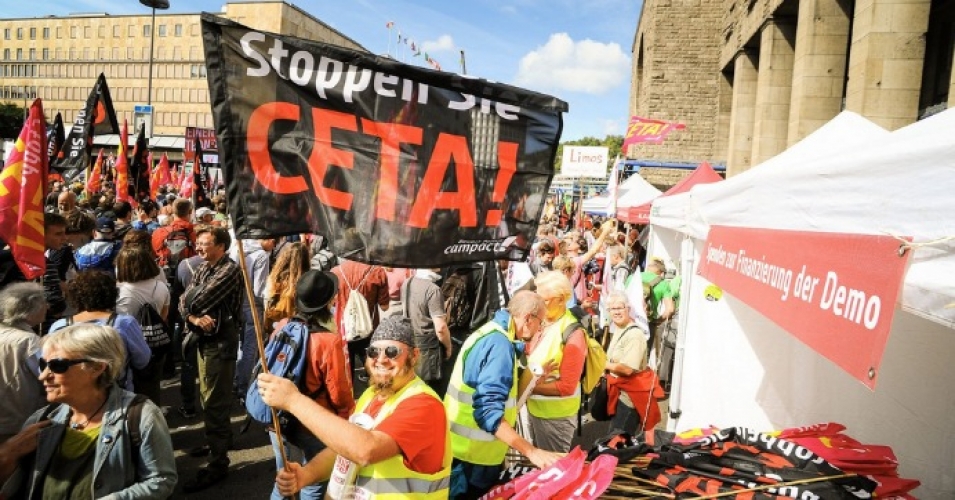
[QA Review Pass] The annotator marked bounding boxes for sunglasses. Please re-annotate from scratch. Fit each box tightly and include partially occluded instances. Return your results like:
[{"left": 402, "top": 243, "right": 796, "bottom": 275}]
[
  {"left": 39, "top": 357, "right": 92, "bottom": 374},
  {"left": 366, "top": 345, "right": 405, "bottom": 360}
]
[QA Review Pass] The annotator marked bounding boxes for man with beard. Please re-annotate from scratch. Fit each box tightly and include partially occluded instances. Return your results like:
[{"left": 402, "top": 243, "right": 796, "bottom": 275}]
[{"left": 257, "top": 315, "right": 451, "bottom": 498}]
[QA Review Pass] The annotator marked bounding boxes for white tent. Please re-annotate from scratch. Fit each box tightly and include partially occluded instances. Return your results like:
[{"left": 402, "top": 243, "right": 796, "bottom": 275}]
[
  {"left": 648, "top": 110, "right": 955, "bottom": 499},
  {"left": 580, "top": 173, "right": 661, "bottom": 216}
]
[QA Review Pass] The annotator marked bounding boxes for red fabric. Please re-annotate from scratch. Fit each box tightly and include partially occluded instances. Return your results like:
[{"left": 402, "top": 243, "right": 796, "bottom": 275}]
[
  {"left": 151, "top": 219, "right": 196, "bottom": 266},
  {"left": 363, "top": 392, "right": 447, "bottom": 475},
  {"left": 555, "top": 328, "right": 587, "bottom": 396},
  {"left": 305, "top": 328, "right": 355, "bottom": 419},
  {"left": 332, "top": 261, "right": 389, "bottom": 334},
  {"left": 605, "top": 368, "right": 665, "bottom": 430}
]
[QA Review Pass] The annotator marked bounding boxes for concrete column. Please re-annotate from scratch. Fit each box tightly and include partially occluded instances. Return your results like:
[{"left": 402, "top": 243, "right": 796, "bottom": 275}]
[
  {"left": 727, "top": 50, "right": 758, "bottom": 176},
  {"left": 845, "top": 0, "right": 931, "bottom": 129},
  {"left": 752, "top": 19, "right": 796, "bottom": 165},
  {"left": 787, "top": 0, "right": 851, "bottom": 146},
  {"left": 949, "top": 51, "right": 955, "bottom": 109},
  {"left": 714, "top": 71, "right": 733, "bottom": 165}
]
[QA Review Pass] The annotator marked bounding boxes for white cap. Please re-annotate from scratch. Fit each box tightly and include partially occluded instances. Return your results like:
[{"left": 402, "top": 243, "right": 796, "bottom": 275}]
[{"left": 196, "top": 207, "right": 215, "bottom": 218}]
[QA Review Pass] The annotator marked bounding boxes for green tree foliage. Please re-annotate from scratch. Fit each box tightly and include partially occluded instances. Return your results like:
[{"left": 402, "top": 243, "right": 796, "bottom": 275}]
[
  {"left": 555, "top": 135, "right": 624, "bottom": 174},
  {"left": 0, "top": 103, "right": 27, "bottom": 140}
]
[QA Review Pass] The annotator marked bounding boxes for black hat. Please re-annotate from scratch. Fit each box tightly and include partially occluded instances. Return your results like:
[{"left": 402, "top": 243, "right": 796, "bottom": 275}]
[{"left": 295, "top": 270, "right": 339, "bottom": 313}]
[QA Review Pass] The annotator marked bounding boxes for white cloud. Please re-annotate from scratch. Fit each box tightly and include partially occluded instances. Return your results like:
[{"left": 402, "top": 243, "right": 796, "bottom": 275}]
[
  {"left": 515, "top": 33, "right": 630, "bottom": 95},
  {"left": 421, "top": 35, "right": 455, "bottom": 54}
]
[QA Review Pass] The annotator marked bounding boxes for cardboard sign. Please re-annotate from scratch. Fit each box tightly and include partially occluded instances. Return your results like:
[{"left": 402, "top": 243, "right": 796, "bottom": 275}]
[{"left": 697, "top": 226, "right": 910, "bottom": 388}]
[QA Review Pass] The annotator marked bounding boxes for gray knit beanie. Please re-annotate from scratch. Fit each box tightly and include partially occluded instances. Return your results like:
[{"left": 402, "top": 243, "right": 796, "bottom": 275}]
[{"left": 370, "top": 316, "right": 416, "bottom": 347}]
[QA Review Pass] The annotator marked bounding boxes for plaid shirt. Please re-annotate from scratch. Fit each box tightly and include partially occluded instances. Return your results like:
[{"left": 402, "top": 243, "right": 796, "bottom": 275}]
[{"left": 180, "top": 255, "right": 242, "bottom": 321}]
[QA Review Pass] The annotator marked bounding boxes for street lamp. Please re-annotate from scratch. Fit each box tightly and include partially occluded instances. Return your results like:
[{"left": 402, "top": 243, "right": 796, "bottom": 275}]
[{"left": 139, "top": 0, "right": 169, "bottom": 106}]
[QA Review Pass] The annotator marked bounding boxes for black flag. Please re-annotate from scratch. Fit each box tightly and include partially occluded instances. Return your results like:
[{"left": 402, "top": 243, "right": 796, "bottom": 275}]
[
  {"left": 130, "top": 124, "right": 151, "bottom": 203},
  {"left": 193, "top": 136, "right": 210, "bottom": 208},
  {"left": 53, "top": 73, "right": 119, "bottom": 182},
  {"left": 47, "top": 112, "right": 65, "bottom": 166}
]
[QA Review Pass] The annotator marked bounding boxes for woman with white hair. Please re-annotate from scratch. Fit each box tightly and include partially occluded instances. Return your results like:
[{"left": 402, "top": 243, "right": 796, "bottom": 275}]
[
  {"left": 0, "top": 282, "right": 48, "bottom": 443},
  {"left": 0, "top": 323, "right": 177, "bottom": 498},
  {"left": 604, "top": 291, "right": 649, "bottom": 434}
]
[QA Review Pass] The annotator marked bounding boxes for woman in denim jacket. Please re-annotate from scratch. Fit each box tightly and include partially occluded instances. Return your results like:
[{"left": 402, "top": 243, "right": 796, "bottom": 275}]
[{"left": 0, "top": 323, "right": 177, "bottom": 499}]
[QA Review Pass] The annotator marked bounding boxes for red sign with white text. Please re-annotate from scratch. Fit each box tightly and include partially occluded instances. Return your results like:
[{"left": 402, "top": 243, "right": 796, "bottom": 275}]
[{"left": 697, "top": 226, "right": 910, "bottom": 389}]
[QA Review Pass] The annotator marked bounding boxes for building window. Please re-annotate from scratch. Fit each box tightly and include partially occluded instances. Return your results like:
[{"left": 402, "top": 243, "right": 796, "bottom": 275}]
[
  {"left": 127, "top": 47, "right": 134, "bottom": 59},
  {"left": 113, "top": 25, "right": 120, "bottom": 37},
  {"left": 29, "top": 27, "right": 36, "bottom": 40},
  {"left": 98, "top": 26, "right": 105, "bottom": 38},
  {"left": 16, "top": 49, "right": 22, "bottom": 60},
  {"left": 3, "top": 28, "right": 9, "bottom": 40},
  {"left": 3, "top": 49, "right": 8, "bottom": 60},
  {"left": 29, "top": 49, "right": 35, "bottom": 60},
  {"left": 98, "top": 48, "right": 106, "bottom": 60},
  {"left": 16, "top": 28, "right": 23, "bottom": 39},
  {"left": 112, "top": 48, "right": 120, "bottom": 59},
  {"left": 83, "top": 48, "right": 90, "bottom": 60},
  {"left": 56, "top": 27, "right": 62, "bottom": 38},
  {"left": 43, "top": 27, "right": 50, "bottom": 39},
  {"left": 42, "top": 48, "right": 49, "bottom": 60},
  {"left": 174, "top": 24, "right": 182, "bottom": 36},
  {"left": 158, "top": 25, "right": 166, "bottom": 37},
  {"left": 70, "top": 26, "right": 77, "bottom": 38},
  {"left": 144, "top": 24, "right": 151, "bottom": 37},
  {"left": 84, "top": 26, "right": 91, "bottom": 38},
  {"left": 55, "top": 48, "right": 62, "bottom": 59},
  {"left": 129, "top": 25, "right": 135, "bottom": 37}
]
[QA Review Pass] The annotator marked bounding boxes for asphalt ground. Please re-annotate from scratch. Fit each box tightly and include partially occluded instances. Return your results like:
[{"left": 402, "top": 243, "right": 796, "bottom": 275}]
[{"left": 159, "top": 365, "right": 662, "bottom": 499}]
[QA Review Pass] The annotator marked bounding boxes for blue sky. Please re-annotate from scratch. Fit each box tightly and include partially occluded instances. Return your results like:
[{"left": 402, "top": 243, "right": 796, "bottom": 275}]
[{"left": 7, "top": 0, "right": 641, "bottom": 142}]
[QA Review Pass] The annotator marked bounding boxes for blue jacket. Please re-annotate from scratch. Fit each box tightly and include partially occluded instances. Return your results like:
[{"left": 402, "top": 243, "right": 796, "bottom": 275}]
[
  {"left": 6, "top": 386, "right": 177, "bottom": 499},
  {"left": 462, "top": 310, "right": 516, "bottom": 435}
]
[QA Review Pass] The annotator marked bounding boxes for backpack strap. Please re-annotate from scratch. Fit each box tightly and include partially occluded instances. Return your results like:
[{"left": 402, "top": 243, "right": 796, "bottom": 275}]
[
  {"left": 647, "top": 275, "right": 664, "bottom": 289},
  {"left": 561, "top": 321, "right": 585, "bottom": 345},
  {"left": 106, "top": 313, "right": 118, "bottom": 327},
  {"left": 66, "top": 316, "right": 74, "bottom": 326},
  {"left": 126, "top": 394, "right": 149, "bottom": 471}
]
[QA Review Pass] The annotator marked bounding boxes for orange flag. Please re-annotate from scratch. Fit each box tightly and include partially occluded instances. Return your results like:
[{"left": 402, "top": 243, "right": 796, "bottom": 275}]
[
  {"left": 115, "top": 120, "right": 131, "bottom": 203},
  {"left": 0, "top": 99, "right": 49, "bottom": 279},
  {"left": 87, "top": 149, "right": 104, "bottom": 194}
]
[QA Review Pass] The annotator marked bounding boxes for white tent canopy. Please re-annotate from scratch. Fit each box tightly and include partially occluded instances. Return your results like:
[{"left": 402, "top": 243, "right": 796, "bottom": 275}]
[
  {"left": 648, "top": 110, "right": 955, "bottom": 499},
  {"left": 580, "top": 173, "right": 661, "bottom": 216}
]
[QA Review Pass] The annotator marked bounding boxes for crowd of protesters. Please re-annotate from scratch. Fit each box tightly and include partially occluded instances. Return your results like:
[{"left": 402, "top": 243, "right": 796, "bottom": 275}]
[{"left": 0, "top": 180, "right": 680, "bottom": 498}]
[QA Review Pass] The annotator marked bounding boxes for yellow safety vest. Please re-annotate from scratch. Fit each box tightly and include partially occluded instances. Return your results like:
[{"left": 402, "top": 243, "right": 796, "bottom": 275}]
[
  {"left": 350, "top": 377, "right": 452, "bottom": 499},
  {"left": 444, "top": 321, "right": 518, "bottom": 466},
  {"left": 522, "top": 310, "right": 581, "bottom": 419}
]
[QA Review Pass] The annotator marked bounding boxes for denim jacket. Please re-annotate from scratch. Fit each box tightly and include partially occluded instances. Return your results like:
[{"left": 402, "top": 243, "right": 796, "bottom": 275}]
[{"left": 7, "top": 385, "right": 177, "bottom": 499}]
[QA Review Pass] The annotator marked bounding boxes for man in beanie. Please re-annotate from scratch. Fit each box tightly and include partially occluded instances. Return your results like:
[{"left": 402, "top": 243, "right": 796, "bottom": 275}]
[{"left": 258, "top": 315, "right": 452, "bottom": 498}]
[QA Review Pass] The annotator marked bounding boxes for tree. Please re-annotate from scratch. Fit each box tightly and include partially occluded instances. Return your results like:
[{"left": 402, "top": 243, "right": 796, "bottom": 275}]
[
  {"left": 554, "top": 135, "right": 624, "bottom": 173},
  {"left": 0, "top": 103, "right": 26, "bottom": 140}
]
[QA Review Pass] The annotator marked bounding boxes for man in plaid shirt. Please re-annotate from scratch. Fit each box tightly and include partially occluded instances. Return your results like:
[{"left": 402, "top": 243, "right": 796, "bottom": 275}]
[{"left": 180, "top": 225, "right": 242, "bottom": 492}]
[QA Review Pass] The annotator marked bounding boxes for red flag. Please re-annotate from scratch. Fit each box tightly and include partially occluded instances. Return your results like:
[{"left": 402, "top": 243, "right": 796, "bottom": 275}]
[
  {"left": 115, "top": 120, "right": 131, "bottom": 204},
  {"left": 0, "top": 99, "right": 49, "bottom": 279},
  {"left": 157, "top": 154, "right": 173, "bottom": 187},
  {"left": 87, "top": 149, "right": 104, "bottom": 194},
  {"left": 622, "top": 116, "right": 685, "bottom": 148}
]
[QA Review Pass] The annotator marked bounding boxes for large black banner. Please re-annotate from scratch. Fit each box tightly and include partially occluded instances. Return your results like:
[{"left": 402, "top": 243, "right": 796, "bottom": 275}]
[
  {"left": 201, "top": 14, "right": 567, "bottom": 266},
  {"left": 53, "top": 73, "right": 119, "bottom": 182}
]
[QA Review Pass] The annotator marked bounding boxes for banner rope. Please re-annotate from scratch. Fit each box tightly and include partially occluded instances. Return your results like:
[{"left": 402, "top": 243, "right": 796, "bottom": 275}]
[{"left": 881, "top": 231, "right": 955, "bottom": 250}]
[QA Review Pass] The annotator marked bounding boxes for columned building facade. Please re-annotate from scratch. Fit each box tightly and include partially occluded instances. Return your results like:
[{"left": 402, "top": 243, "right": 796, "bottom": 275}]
[{"left": 631, "top": 0, "right": 954, "bottom": 177}]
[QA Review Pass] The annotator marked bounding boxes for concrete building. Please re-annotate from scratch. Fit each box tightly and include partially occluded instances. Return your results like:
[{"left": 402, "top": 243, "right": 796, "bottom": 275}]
[
  {"left": 0, "top": 1, "right": 365, "bottom": 156},
  {"left": 630, "top": 0, "right": 955, "bottom": 178}
]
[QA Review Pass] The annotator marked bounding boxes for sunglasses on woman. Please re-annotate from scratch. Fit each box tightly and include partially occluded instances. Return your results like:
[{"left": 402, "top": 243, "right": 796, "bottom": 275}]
[
  {"left": 366, "top": 345, "right": 405, "bottom": 360},
  {"left": 39, "top": 358, "right": 92, "bottom": 374}
]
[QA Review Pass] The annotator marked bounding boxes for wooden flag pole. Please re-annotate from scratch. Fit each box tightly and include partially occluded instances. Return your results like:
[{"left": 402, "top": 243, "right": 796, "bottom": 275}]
[{"left": 234, "top": 238, "right": 297, "bottom": 499}]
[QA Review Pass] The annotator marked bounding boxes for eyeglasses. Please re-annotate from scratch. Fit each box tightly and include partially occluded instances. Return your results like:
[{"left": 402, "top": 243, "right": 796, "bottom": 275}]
[
  {"left": 609, "top": 306, "right": 628, "bottom": 312},
  {"left": 39, "top": 357, "right": 92, "bottom": 374},
  {"left": 366, "top": 345, "right": 405, "bottom": 360}
]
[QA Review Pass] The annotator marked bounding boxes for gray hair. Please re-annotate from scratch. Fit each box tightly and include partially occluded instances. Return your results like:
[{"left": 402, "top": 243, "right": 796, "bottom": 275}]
[
  {"left": 607, "top": 245, "right": 626, "bottom": 262},
  {"left": 41, "top": 324, "right": 127, "bottom": 389},
  {"left": 606, "top": 291, "right": 629, "bottom": 310},
  {"left": 0, "top": 282, "right": 47, "bottom": 325},
  {"left": 508, "top": 290, "right": 545, "bottom": 319}
]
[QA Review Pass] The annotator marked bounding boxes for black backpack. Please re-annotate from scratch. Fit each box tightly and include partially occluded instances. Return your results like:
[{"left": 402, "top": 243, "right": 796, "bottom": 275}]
[
  {"left": 441, "top": 272, "right": 472, "bottom": 331},
  {"left": 138, "top": 302, "right": 171, "bottom": 349}
]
